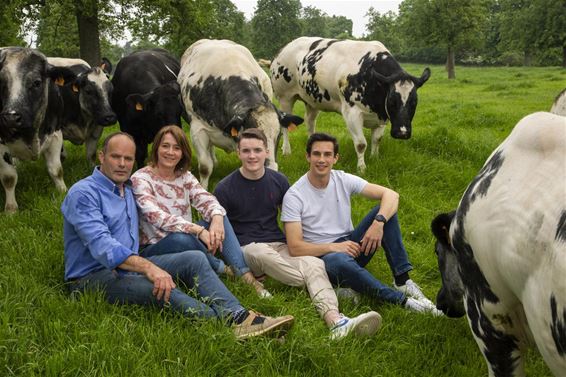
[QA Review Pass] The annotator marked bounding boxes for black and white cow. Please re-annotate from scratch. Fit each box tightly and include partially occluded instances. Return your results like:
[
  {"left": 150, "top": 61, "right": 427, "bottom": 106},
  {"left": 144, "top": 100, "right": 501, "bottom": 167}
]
[
  {"left": 178, "top": 39, "right": 302, "bottom": 189},
  {"left": 47, "top": 57, "right": 116, "bottom": 164},
  {"left": 431, "top": 112, "right": 566, "bottom": 376},
  {"left": 550, "top": 88, "right": 566, "bottom": 116},
  {"left": 111, "top": 48, "right": 185, "bottom": 167},
  {"left": 0, "top": 47, "right": 74, "bottom": 212},
  {"left": 271, "top": 37, "right": 430, "bottom": 171}
]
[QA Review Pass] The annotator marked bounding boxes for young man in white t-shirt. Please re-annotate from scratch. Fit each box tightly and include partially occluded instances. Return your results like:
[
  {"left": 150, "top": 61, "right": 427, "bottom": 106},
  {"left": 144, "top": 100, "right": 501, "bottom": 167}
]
[{"left": 281, "top": 133, "right": 441, "bottom": 315}]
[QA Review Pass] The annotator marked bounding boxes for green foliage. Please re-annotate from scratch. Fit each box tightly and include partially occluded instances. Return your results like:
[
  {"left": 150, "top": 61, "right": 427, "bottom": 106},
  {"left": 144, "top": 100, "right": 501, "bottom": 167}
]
[
  {"left": 251, "top": 0, "right": 302, "bottom": 59},
  {"left": 364, "top": 9, "right": 402, "bottom": 53},
  {"left": 0, "top": 0, "right": 25, "bottom": 46},
  {"left": 1, "top": 65, "right": 564, "bottom": 376}
]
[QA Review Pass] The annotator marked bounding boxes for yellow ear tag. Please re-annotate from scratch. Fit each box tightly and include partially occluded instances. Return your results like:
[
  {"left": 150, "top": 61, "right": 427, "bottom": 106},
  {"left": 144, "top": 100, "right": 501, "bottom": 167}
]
[
  {"left": 287, "top": 123, "right": 297, "bottom": 132},
  {"left": 55, "top": 77, "right": 65, "bottom": 86},
  {"left": 135, "top": 102, "right": 143, "bottom": 111},
  {"left": 231, "top": 127, "right": 238, "bottom": 137},
  {"left": 72, "top": 84, "right": 79, "bottom": 93}
]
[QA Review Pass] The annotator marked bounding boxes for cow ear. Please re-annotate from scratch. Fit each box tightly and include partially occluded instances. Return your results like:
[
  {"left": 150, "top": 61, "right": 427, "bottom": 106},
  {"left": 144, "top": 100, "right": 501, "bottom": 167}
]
[
  {"left": 126, "top": 93, "right": 145, "bottom": 112},
  {"left": 47, "top": 65, "right": 78, "bottom": 85},
  {"left": 431, "top": 212, "right": 455, "bottom": 248},
  {"left": 279, "top": 113, "right": 304, "bottom": 131},
  {"left": 225, "top": 115, "right": 244, "bottom": 136},
  {"left": 414, "top": 67, "right": 431, "bottom": 88},
  {"left": 99, "top": 57, "right": 112, "bottom": 75}
]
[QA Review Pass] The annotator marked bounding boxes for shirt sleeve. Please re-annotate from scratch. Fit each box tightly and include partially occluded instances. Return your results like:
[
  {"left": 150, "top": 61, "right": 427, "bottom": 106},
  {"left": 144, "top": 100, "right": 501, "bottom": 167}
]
[
  {"left": 343, "top": 172, "right": 368, "bottom": 195},
  {"left": 213, "top": 180, "right": 229, "bottom": 213},
  {"left": 62, "top": 190, "right": 135, "bottom": 270},
  {"left": 132, "top": 174, "right": 198, "bottom": 234},
  {"left": 281, "top": 189, "right": 303, "bottom": 222},
  {"left": 185, "top": 173, "right": 227, "bottom": 221}
]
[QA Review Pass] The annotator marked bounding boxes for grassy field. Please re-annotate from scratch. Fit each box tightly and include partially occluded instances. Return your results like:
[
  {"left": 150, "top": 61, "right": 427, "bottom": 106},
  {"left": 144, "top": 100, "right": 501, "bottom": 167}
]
[{"left": 1, "top": 65, "right": 565, "bottom": 376}]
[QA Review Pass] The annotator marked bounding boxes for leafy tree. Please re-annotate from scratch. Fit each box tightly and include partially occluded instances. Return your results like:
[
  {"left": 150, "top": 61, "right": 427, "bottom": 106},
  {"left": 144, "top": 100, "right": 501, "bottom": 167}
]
[
  {"left": 326, "top": 15, "right": 352, "bottom": 39},
  {"left": 301, "top": 6, "right": 327, "bottom": 37},
  {"left": 0, "top": 0, "right": 26, "bottom": 46},
  {"left": 251, "top": 0, "right": 302, "bottom": 59},
  {"left": 398, "top": 0, "right": 490, "bottom": 78},
  {"left": 532, "top": 0, "right": 566, "bottom": 67},
  {"left": 364, "top": 9, "right": 401, "bottom": 53}
]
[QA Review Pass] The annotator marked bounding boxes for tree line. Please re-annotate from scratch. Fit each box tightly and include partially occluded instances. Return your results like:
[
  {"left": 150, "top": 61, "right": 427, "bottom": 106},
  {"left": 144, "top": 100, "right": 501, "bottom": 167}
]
[{"left": 1, "top": 0, "right": 564, "bottom": 80}]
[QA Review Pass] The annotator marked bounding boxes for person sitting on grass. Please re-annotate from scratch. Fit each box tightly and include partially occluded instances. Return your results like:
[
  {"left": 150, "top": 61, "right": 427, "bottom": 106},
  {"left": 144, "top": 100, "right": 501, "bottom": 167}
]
[
  {"left": 62, "top": 132, "right": 294, "bottom": 340},
  {"left": 281, "top": 132, "right": 442, "bottom": 316},
  {"left": 213, "top": 128, "right": 382, "bottom": 340},
  {"left": 130, "top": 125, "right": 271, "bottom": 298}
]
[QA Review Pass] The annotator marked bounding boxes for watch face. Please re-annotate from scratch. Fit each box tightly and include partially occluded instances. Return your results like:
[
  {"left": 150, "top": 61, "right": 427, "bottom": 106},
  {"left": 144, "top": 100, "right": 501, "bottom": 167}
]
[{"left": 375, "top": 214, "right": 387, "bottom": 223}]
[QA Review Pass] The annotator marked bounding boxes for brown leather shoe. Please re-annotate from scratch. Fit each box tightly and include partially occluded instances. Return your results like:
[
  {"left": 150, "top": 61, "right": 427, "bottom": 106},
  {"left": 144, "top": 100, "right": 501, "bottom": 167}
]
[{"left": 233, "top": 311, "right": 294, "bottom": 340}]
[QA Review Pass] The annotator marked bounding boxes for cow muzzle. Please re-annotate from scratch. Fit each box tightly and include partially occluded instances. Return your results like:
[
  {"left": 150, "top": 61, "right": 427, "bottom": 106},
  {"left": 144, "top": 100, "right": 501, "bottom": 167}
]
[
  {"left": 97, "top": 113, "right": 117, "bottom": 126},
  {"left": 390, "top": 126, "right": 411, "bottom": 140}
]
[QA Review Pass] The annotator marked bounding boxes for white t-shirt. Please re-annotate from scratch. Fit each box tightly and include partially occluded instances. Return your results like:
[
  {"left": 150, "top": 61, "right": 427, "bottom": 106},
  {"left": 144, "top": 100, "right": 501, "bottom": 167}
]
[{"left": 281, "top": 170, "right": 367, "bottom": 244}]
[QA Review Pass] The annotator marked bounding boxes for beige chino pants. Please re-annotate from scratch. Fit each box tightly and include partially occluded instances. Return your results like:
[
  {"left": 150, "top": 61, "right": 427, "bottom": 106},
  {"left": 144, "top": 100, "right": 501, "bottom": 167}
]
[{"left": 242, "top": 242, "right": 339, "bottom": 318}]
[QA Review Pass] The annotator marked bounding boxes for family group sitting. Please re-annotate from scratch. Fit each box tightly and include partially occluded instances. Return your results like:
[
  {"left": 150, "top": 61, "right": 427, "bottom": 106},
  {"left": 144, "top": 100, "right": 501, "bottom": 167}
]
[{"left": 62, "top": 126, "right": 441, "bottom": 341}]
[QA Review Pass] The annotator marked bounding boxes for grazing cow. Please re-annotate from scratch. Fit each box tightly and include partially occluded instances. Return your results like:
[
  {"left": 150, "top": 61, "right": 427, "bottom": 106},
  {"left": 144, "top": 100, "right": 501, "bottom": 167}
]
[
  {"left": 431, "top": 112, "right": 566, "bottom": 376},
  {"left": 111, "top": 48, "right": 185, "bottom": 167},
  {"left": 47, "top": 57, "right": 117, "bottom": 164},
  {"left": 271, "top": 37, "right": 430, "bottom": 171},
  {"left": 178, "top": 39, "right": 303, "bottom": 189},
  {"left": 550, "top": 88, "right": 566, "bottom": 116},
  {"left": 0, "top": 47, "right": 74, "bottom": 212}
]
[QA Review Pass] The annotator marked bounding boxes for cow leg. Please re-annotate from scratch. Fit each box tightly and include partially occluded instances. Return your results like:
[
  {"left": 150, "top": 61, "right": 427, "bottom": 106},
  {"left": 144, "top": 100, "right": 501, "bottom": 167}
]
[
  {"left": 86, "top": 125, "right": 104, "bottom": 166},
  {"left": 370, "top": 123, "right": 386, "bottom": 156},
  {"left": 304, "top": 104, "right": 319, "bottom": 135},
  {"left": 466, "top": 299, "right": 526, "bottom": 377},
  {"left": 190, "top": 119, "right": 214, "bottom": 190},
  {"left": 278, "top": 97, "right": 295, "bottom": 155},
  {"left": 0, "top": 145, "right": 18, "bottom": 213},
  {"left": 342, "top": 106, "right": 367, "bottom": 172},
  {"left": 41, "top": 130, "right": 67, "bottom": 192}
]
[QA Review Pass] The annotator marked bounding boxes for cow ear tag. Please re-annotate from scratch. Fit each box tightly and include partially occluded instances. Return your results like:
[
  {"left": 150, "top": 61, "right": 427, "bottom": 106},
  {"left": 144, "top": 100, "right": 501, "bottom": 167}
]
[
  {"left": 55, "top": 76, "right": 65, "bottom": 86},
  {"left": 231, "top": 127, "right": 239, "bottom": 137},
  {"left": 72, "top": 84, "right": 79, "bottom": 93},
  {"left": 287, "top": 123, "right": 297, "bottom": 132},
  {"left": 135, "top": 102, "right": 143, "bottom": 111}
]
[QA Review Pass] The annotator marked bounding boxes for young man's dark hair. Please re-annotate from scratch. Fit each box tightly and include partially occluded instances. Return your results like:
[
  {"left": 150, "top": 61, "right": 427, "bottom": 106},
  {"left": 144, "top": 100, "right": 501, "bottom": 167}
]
[
  {"left": 306, "top": 133, "right": 339, "bottom": 155},
  {"left": 238, "top": 128, "right": 268, "bottom": 148}
]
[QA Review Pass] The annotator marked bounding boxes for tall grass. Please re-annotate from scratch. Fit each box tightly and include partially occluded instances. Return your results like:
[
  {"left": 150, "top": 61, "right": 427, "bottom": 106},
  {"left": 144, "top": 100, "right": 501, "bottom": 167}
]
[{"left": 1, "top": 65, "right": 564, "bottom": 376}]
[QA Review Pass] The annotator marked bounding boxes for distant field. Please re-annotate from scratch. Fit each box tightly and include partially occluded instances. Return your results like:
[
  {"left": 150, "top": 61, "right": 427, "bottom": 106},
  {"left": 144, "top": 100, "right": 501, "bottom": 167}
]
[{"left": 1, "top": 65, "right": 564, "bottom": 376}]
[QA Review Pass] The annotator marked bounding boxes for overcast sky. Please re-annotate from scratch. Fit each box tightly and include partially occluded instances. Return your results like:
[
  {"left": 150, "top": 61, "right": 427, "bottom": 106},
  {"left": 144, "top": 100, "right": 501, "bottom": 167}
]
[{"left": 231, "top": 1, "right": 402, "bottom": 37}]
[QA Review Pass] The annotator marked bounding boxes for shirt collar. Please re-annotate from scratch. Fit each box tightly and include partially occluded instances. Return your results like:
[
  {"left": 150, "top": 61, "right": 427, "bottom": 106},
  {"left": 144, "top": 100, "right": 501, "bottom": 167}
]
[{"left": 92, "top": 167, "right": 132, "bottom": 195}]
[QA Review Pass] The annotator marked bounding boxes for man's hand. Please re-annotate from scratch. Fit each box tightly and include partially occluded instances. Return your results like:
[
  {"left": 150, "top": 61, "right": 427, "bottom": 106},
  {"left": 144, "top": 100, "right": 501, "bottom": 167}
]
[
  {"left": 360, "top": 221, "right": 383, "bottom": 255},
  {"left": 331, "top": 241, "right": 361, "bottom": 257},
  {"left": 197, "top": 228, "right": 216, "bottom": 255},
  {"left": 145, "top": 264, "right": 176, "bottom": 303},
  {"left": 208, "top": 215, "right": 225, "bottom": 253}
]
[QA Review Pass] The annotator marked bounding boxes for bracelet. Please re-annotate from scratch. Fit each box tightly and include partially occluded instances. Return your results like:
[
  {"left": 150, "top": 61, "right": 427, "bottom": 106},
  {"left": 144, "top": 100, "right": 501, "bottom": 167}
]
[{"left": 196, "top": 227, "right": 205, "bottom": 237}]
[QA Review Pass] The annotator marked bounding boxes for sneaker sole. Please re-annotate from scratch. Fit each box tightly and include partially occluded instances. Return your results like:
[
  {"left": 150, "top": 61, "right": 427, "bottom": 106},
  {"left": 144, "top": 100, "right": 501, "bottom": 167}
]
[
  {"left": 351, "top": 312, "right": 382, "bottom": 337},
  {"left": 236, "top": 315, "right": 294, "bottom": 340}
]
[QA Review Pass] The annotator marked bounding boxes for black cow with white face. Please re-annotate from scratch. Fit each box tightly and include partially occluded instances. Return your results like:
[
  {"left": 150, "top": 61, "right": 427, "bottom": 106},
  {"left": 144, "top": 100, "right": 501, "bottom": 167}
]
[
  {"left": 0, "top": 47, "right": 74, "bottom": 212},
  {"left": 271, "top": 37, "right": 430, "bottom": 172},
  {"left": 431, "top": 112, "right": 566, "bottom": 376},
  {"left": 48, "top": 57, "right": 116, "bottom": 165},
  {"left": 178, "top": 39, "right": 303, "bottom": 189},
  {"left": 112, "top": 48, "right": 185, "bottom": 167}
]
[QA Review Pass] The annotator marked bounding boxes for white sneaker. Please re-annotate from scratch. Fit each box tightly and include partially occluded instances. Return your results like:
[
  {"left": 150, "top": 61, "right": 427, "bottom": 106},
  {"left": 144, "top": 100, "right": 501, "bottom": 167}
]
[
  {"left": 258, "top": 288, "right": 273, "bottom": 299},
  {"left": 393, "top": 279, "right": 429, "bottom": 302},
  {"left": 335, "top": 287, "right": 361, "bottom": 305},
  {"left": 330, "top": 311, "right": 382, "bottom": 340},
  {"left": 404, "top": 297, "right": 443, "bottom": 316}
]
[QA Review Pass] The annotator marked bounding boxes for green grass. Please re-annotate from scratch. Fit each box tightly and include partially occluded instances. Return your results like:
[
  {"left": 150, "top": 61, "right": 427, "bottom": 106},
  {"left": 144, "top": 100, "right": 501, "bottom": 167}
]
[{"left": 2, "top": 65, "right": 565, "bottom": 376}]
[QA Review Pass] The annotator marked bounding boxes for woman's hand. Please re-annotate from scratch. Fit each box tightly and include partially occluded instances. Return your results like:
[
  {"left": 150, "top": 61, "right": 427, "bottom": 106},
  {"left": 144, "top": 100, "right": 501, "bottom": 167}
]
[{"left": 208, "top": 215, "right": 225, "bottom": 253}]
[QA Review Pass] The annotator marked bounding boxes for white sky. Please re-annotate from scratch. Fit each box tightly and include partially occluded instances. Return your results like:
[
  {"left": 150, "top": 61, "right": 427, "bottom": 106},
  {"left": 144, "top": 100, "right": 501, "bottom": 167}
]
[{"left": 231, "top": 1, "right": 402, "bottom": 37}]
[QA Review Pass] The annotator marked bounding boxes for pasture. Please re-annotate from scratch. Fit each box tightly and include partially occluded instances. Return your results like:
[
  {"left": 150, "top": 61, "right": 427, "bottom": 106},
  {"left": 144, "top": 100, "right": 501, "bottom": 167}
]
[{"left": 1, "top": 64, "right": 564, "bottom": 376}]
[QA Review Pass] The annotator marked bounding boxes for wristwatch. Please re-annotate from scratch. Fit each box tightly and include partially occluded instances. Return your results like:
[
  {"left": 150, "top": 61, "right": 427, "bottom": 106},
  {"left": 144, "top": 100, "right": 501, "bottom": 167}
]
[{"left": 374, "top": 214, "right": 387, "bottom": 224}]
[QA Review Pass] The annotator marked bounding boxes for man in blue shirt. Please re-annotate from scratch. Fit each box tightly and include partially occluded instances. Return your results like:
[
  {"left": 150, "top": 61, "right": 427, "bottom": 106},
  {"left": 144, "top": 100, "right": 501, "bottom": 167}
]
[{"left": 62, "top": 132, "right": 293, "bottom": 340}]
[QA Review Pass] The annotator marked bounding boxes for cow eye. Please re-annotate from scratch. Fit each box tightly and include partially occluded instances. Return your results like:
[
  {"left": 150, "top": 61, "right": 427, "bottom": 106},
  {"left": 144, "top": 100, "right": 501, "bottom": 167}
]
[{"left": 32, "top": 79, "right": 42, "bottom": 88}]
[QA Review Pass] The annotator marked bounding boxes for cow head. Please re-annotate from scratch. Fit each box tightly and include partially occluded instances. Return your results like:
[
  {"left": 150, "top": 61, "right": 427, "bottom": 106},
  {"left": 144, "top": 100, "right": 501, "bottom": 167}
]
[
  {"left": 0, "top": 47, "right": 75, "bottom": 142},
  {"left": 372, "top": 67, "right": 430, "bottom": 139},
  {"left": 431, "top": 211, "right": 466, "bottom": 318},
  {"left": 70, "top": 67, "right": 117, "bottom": 126},
  {"left": 125, "top": 81, "right": 184, "bottom": 136}
]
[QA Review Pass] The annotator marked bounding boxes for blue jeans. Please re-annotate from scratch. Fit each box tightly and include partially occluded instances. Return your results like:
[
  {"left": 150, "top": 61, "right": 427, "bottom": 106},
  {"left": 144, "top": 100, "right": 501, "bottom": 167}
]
[
  {"left": 321, "top": 205, "right": 412, "bottom": 305},
  {"left": 69, "top": 250, "right": 246, "bottom": 320},
  {"left": 142, "top": 216, "right": 250, "bottom": 277}
]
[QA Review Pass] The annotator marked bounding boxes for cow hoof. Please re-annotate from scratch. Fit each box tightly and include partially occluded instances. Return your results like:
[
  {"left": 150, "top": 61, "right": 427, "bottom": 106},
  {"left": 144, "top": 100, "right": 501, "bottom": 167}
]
[
  {"left": 56, "top": 184, "right": 68, "bottom": 193},
  {"left": 4, "top": 204, "right": 18, "bottom": 213},
  {"left": 282, "top": 146, "right": 292, "bottom": 155},
  {"left": 358, "top": 164, "right": 366, "bottom": 173}
]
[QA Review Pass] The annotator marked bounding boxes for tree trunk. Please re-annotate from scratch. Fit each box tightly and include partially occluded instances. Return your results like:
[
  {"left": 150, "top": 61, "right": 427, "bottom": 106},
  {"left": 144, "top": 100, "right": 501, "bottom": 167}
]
[
  {"left": 75, "top": 0, "right": 101, "bottom": 67},
  {"left": 562, "top": 46, "right": 566, "bottom": 68},
  {"left": 446, "top": 46, "right": 456, "bottom": 79},
  {"left": 523, "top": 50, "right": 532, "bottom": 67}
]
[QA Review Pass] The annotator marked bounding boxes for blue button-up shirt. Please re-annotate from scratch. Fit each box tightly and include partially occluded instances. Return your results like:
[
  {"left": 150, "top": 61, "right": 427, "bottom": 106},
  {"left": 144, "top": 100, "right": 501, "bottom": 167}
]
[{"left": 62, "top": 167, "right": 139, "bottom": 281}]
